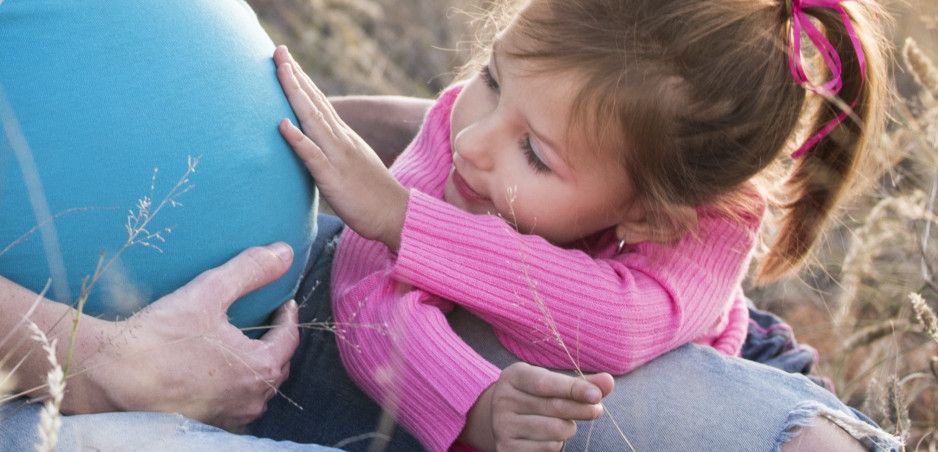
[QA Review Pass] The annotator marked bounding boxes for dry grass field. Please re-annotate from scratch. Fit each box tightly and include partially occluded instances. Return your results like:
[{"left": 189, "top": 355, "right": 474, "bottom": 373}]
[{"left": 246, "top": 0, "right": 938, "bottom": 448}]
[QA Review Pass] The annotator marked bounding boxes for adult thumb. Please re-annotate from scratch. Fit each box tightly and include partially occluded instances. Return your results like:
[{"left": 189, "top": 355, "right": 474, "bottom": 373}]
[{"left": 199, "top": 242, "right": 294, "bottom": 311}]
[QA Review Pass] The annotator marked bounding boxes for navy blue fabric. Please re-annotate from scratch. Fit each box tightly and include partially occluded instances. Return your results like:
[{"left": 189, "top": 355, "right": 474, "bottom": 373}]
[
  {"left": 742, "top": 302, "right": 835, "bottom": 392},
  {"left": 247, "top": 214, "right": 423, "bottom": 451}
]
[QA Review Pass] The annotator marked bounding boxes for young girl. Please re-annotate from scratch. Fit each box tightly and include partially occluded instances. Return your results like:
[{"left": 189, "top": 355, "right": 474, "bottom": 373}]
[{"left": 274, "top": 0, "right": 898, "bottom": 450}]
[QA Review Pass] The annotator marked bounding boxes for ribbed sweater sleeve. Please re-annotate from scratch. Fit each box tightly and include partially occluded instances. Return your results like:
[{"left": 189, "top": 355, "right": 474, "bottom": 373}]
[
  {"left": 394, "top": 191, "right": 759, "bottom": 374},
  {"left": 331, "top": 85, "right": 495, "bottom": 452}
]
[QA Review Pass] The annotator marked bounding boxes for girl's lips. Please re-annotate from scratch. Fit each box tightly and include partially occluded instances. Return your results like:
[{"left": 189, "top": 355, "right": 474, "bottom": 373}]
[{"left": 451, "top": 169, "right": 488, "bottom": 204}]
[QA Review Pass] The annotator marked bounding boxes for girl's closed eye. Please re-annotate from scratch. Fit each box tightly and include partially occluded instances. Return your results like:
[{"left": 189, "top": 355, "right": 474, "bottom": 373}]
[
  {"left": 521, "top": 136, "right": 551, "bottom": 174},
  {"left": 480, "top": 64, "right": 499, "bottom": 91}
]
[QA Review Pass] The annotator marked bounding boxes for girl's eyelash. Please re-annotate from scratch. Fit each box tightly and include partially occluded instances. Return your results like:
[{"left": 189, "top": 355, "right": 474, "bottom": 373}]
[
  {"left": 521, "top": 137, "right": 551, "bottom": 174},
  {"left": 480, "top": 64, "right": 499, "bottom": 91}
]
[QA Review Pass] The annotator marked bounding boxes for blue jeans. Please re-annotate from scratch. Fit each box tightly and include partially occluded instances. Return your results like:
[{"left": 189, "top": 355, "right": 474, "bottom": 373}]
[
  {"left": 1, "top": 215, "right": 901, "bottom": 451},
  {"left": 0, "top": 402, "right": 340, "bottom": 452}
]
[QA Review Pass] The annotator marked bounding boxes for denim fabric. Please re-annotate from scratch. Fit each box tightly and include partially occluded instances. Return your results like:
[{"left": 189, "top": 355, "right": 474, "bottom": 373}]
[
  {"left": 0, "top": 400, "right": 340, "bottom": 452},
  {"left": 450, "top": 306, "right": 900, "bottom": 451}
]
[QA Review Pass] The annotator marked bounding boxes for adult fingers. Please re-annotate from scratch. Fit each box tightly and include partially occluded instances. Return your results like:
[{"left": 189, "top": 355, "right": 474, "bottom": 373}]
[
  {"left": 259, "top": 298, "right": 300, "bottom": 370},
  {"left": 187, "top": 243, "right": 294, "bottom": 312}
]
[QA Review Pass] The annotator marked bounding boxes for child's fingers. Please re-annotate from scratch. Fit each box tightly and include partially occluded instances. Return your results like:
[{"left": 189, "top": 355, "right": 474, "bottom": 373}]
[
  {"left": 275, "top": 45, "right": 318, "bottom": 99},
  {"left": 502, "top": 438, "right": 569, "bottom": 452},
  {"left": 494, "top": 412, "right": 572, "bottom": 451},
  {"left": 279, "top": 118, "right": 331, "bottom": 176},
  {"left": 527, "top": 393, "right": 604, "bottom": 421},
  {"left": 275, "top": 46, "right": 360, "bottom": 154},
  {"left": 492, "top": 408, "right": 575, "bottom": 450},
  {"left": 276, "top": 63, "right": 339, "bottom": 144},
  {"left": 281, "top": 48, "right": 344, "bottom": 129},
  {"left": 508, "top": 414, "right": 576, "bottom": 441},
  {"left": 284, "top": 48, "right": 319, "bottom": 97},
  {"left": 500, "top": 363, "right": 605, "bottom": 420},
  {"left": 504, "top": 362, "right": 600, "bottom": 403},
  {"left": 583, "top": 372, "right": 615, "bottom": 399}
]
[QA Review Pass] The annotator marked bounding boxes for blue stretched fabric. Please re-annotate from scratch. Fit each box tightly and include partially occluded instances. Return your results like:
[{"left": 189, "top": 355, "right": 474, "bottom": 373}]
[{"left": 0, "top": 0, "right": 317, "bottom": 333}]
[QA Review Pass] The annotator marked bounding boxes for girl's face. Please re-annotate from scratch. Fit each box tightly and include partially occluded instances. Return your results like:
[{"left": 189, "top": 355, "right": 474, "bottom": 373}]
[{"left": 446, "top": 37, "right": 641, "bottom": 245}]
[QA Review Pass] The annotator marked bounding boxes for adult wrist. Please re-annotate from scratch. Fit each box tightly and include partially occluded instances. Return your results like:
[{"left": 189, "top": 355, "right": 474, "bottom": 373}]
[{"left": 57, "top": 316, "right": 133, "bottom": 415}]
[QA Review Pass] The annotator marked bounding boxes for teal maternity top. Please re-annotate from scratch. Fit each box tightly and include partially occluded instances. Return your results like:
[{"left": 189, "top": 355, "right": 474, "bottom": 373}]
[{"left": 0, "top": 0, "right": 317, "bottom": 333}]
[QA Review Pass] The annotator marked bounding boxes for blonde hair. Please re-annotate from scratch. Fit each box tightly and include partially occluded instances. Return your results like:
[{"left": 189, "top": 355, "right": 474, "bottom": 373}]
[{"left": 464, "top": 0, "right": 891, "bottom": 283}]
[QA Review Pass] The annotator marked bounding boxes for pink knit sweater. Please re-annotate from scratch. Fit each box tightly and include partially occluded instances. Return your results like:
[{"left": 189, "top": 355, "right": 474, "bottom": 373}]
[{"left": 331, "top": 84, "right": 760, "bottom": 451}]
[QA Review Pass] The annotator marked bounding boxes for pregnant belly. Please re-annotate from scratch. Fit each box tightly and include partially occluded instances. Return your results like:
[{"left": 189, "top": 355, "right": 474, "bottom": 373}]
[{"left": 0, "top": 0, "right": 317, "bottom": 333}]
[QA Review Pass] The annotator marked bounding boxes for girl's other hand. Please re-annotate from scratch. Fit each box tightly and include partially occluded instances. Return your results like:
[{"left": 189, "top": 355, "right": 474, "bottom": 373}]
[
  {"left": 274, "top": 45, "right": 408, "bottom": 253},
  {"left": 462, "top": 362, "right": 613, "bottom": 451}
]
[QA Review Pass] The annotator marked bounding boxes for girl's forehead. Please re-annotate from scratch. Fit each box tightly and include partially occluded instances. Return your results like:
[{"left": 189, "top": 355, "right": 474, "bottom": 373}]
[
  {"left": 495, "top": 55, "right": 623, "bottom": 166},
  {"left": 488, "top": 13, "right": 629, "bottom": 172}
]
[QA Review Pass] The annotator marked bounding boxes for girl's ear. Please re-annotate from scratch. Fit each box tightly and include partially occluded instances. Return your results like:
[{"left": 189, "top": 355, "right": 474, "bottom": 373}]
[
  {"left": 615, "top": 220, "right": 657, "bottom": 245},
  {"left": 615, "top": 204, "right": 696, "bottom": 245}
]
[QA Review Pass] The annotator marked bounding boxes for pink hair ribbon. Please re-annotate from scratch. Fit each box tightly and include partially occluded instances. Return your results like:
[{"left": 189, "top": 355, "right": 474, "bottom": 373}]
[{"left": 786, "top": 0, "right": 867, "bottom": 159}]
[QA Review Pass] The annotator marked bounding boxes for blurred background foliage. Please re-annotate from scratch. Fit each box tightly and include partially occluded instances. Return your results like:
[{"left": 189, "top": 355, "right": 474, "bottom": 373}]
[{"left": 247, "top": 0, "right": 480, "bottom": 97}]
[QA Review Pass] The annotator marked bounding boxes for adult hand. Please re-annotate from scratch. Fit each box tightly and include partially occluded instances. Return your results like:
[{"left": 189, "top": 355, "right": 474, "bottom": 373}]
[
  {"left": 462, "top": 362, "right": 614, "bottom": 452},
  {"left": 275, "top": 45, "right": 409, "bottom": 253},
  {"left": 63, "top": 243, "right": 300, "bottom": 431}
]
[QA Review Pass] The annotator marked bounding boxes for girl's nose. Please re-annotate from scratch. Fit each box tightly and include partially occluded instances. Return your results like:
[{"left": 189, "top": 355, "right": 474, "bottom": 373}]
[{"left": 453, "top": 119, "right": 497, "bottom": 171}]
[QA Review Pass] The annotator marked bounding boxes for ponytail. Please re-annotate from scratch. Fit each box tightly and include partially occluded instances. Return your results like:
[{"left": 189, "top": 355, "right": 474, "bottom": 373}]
[{"left": 757, "top": 0, "right": 889, "bottom": 283}]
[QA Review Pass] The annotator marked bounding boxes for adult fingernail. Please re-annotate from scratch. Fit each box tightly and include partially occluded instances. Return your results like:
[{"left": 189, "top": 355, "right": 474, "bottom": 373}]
[{"left": 270, "top": 242, "right": 293, "bottom": 262}]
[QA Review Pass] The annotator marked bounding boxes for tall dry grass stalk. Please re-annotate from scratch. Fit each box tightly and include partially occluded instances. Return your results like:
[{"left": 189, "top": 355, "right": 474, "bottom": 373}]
[
  {"left": 836, "top": 190, "right": 938, "bottom": 326},
  {"left": 904, "top": 37, "right": 938, "bottom": 102},
  {"left": 25, "top": 321, "right": 64, "bottom": 452},
  {"left": 910, "top": 293, "right": 938, "bottom": 345}
]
